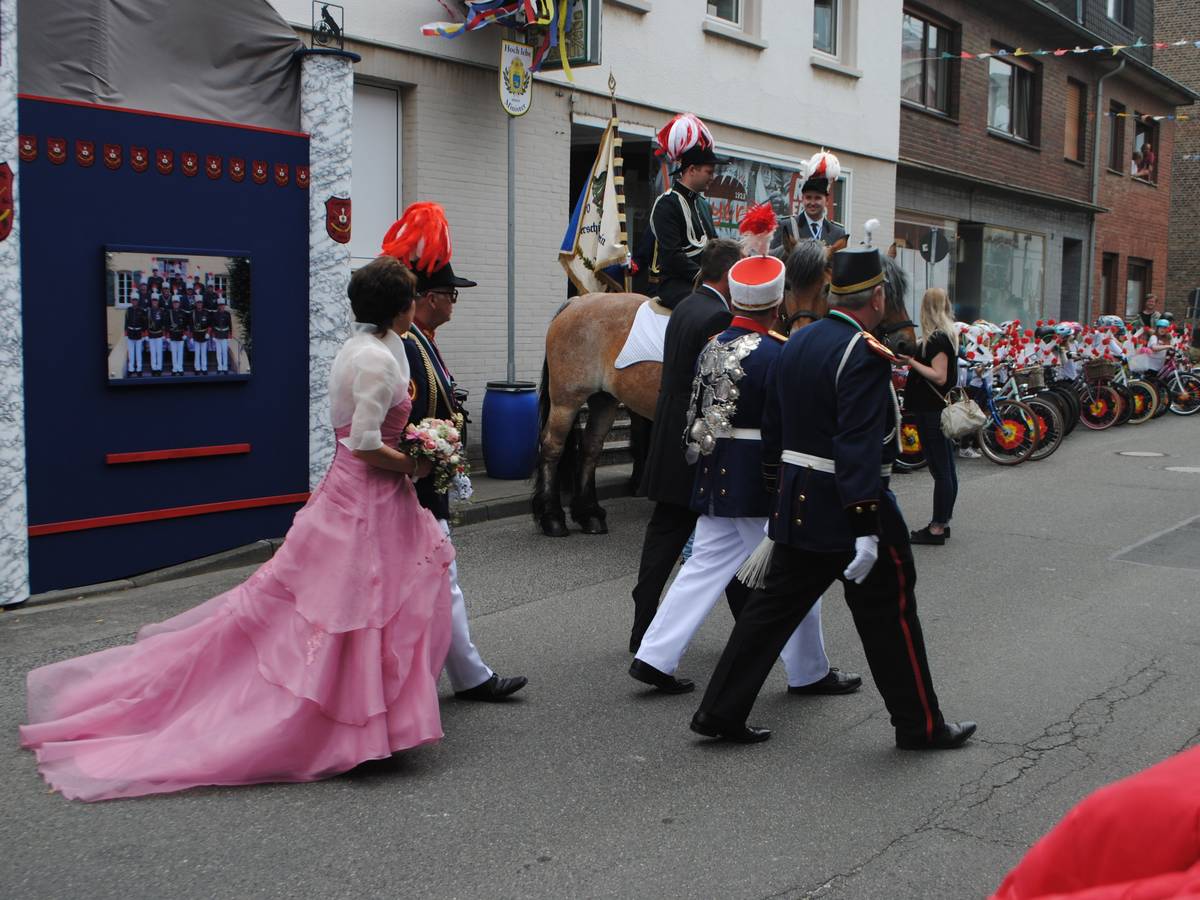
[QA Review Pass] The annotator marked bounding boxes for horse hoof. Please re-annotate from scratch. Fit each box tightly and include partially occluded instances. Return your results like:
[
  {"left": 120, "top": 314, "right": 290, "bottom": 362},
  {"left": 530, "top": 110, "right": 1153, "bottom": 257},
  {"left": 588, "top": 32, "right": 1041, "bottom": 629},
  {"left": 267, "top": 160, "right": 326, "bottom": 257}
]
[
  {"left": 578, "top": 516, "right": 609, "bottom": 535},
  {"left": 540, "top": 516, "right": 570, "bottom": 538}
]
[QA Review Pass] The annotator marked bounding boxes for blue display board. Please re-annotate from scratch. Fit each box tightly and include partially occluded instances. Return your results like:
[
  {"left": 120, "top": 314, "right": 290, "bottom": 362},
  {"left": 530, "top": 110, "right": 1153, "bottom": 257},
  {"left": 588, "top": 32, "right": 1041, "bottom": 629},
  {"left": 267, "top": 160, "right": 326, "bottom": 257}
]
[{"left": 19, "top": 97, "right": 311, "bottom": 593}]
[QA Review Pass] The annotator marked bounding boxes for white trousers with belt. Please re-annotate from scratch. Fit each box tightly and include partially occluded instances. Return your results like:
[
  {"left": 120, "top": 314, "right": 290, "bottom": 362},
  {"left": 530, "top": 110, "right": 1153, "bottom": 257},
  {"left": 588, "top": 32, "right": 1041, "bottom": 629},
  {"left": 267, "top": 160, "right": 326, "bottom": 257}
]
[
  {"left": 438, "top": 519, "right": 494, "bottom": 692},
  {"left": 635, "top": 514, "right": 830, "bottom": 687}
]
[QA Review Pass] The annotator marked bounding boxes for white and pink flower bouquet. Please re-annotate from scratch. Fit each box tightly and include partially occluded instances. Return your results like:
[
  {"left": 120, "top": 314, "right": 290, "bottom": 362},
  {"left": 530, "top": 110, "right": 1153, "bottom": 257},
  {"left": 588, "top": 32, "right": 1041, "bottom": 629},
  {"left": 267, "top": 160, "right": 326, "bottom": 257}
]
[{"left": 401, "top": 417, "right": 472, "bottom": 500}]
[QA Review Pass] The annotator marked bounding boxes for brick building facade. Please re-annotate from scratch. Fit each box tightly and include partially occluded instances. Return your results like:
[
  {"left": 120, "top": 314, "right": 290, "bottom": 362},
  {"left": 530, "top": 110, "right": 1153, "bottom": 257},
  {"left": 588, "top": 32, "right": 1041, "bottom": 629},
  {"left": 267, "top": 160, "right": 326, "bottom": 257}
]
[
  {"left": 1154, "top": 0, "right": 1200, "bottom": 319},
  {"left": 897, "top": 0, "right": 1194, "bottom": 325}
]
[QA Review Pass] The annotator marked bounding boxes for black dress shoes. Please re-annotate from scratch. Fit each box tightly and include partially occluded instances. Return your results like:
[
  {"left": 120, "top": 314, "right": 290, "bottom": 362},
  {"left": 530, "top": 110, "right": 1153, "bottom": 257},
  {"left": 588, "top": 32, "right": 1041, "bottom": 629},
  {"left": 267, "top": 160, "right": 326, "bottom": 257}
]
[
  {"left": 896, "top": 720, "right": 977, "bottom": 750},
  {"left": 454, "top": 673, "right": 528, "bottom": 702},
  {"left": 909, "top": 526, "right": 946, "bottom": 545},
  {"left": 629, "top": 659, "right": 695, "bottom": 694},
  {"left": 788, "top": 667, "right": 863, "bottom": 695},
  {"left": 689, "top": 712, "right": 771, "bottom": 743}
]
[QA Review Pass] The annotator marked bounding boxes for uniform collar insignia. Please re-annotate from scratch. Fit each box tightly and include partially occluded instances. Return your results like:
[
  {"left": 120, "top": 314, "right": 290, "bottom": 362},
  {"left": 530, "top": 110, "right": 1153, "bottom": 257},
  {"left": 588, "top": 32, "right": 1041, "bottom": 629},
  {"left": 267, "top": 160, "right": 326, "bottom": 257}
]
[{"left": 863, "top": 330, "right": 898, "bottom": 362}]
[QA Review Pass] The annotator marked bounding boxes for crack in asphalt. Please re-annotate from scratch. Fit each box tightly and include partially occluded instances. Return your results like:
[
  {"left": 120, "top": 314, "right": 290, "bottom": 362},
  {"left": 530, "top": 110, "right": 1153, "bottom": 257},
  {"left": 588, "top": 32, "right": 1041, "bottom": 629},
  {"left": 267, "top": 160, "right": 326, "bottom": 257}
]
[{"left": 770, "top": 660, "right": 1169, "bottom": 900}]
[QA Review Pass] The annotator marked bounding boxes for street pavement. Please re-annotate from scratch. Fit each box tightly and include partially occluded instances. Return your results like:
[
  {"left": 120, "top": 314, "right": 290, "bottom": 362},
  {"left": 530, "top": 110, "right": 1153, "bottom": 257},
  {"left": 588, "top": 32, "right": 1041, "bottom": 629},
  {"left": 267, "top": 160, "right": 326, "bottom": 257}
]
[{"left": 3, "top": 416, "right": 1200, "bottom": 900}]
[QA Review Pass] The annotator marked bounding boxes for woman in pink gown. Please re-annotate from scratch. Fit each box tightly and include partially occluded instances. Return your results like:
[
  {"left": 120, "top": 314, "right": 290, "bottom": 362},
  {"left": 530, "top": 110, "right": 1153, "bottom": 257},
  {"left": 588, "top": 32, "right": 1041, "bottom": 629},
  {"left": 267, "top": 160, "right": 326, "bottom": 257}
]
[{"left": 20, "top": 256, "right": 454, "bottom": 801}]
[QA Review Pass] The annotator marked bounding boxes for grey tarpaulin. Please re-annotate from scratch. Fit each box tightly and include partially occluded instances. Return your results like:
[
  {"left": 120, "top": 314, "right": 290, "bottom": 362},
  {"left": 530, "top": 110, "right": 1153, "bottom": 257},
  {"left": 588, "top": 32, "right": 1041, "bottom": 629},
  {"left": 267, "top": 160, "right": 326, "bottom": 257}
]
[{"left": 18, "top": 0, "right": 305, "bottom": 132}]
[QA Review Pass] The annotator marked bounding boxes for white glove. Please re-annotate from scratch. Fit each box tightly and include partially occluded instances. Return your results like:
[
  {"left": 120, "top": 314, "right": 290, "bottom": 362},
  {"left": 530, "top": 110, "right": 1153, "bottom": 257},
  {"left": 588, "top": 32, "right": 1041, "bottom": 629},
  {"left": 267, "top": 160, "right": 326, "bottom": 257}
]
[{"left": 843, "top": 535, "right": 879, "bottom": 585}]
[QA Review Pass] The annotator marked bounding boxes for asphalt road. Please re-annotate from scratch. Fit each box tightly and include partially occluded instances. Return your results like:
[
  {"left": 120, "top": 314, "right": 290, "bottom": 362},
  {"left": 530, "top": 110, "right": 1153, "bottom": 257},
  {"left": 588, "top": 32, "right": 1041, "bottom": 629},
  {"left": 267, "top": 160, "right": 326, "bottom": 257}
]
[{"left": 3, "top": 416, "right": 1200, "bottom": 900}]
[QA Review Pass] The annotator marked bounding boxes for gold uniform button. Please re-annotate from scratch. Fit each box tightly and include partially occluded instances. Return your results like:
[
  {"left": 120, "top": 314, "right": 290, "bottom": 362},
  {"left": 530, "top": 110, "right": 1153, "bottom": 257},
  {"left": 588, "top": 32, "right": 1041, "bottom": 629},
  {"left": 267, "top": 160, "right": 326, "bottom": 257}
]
[
  {"left": 720, "top": 467, "right": 727, "bottom": 475},
  {"left": 855, "top": 505, "right": 864, "bottom": 514},
  {"left": 794, "top": 518, "right": 802, "bottom": 525},
  {"left": 870, "top": 503, "right": 878, "bottom": 512},
  {"left": 799, "top": 494, "right": 806, "bottom": 501},
  {"left": 720, "top": 489, "right": 727, "bottom": 496},
  {"left": 773, "top": 512, "right": 779, "bottom": 519}
]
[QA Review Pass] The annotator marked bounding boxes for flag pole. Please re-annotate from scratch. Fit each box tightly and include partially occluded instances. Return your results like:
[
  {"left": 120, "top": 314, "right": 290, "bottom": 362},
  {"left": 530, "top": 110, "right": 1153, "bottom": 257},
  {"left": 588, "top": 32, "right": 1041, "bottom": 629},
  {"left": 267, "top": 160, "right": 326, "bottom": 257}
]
[
  {"left": 609, "top": 72, "right": 632, "bottom": 293},
  {"left": 506, "top": 77, "right": 517, "bottom": 383}
]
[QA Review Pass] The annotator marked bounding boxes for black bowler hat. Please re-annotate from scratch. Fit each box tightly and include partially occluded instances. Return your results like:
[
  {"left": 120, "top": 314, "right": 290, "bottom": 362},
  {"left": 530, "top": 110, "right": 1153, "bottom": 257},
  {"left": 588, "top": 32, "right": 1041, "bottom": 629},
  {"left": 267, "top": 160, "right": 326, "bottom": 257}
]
[
  {"left": 415, "top": 261, "right": 478, "bottom": 293},
  {"left": 830, "top": 248, "right": 885, "bottom": 296}
]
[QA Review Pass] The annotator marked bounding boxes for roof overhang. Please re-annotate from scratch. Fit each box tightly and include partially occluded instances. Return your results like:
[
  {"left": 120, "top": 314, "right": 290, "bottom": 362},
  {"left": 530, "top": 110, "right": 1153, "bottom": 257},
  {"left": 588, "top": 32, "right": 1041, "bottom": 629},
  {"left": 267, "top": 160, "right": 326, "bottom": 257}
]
[{"left": 898, "top": 158, "right": 1111, "bottom": 215}]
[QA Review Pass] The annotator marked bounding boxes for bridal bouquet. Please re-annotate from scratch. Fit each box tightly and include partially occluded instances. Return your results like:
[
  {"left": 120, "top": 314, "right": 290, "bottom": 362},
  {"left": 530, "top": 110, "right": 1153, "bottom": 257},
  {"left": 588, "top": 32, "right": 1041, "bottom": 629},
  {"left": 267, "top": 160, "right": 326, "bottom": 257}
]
[{"left": 401, "top": 416, "right": 473, "bottom": 500}]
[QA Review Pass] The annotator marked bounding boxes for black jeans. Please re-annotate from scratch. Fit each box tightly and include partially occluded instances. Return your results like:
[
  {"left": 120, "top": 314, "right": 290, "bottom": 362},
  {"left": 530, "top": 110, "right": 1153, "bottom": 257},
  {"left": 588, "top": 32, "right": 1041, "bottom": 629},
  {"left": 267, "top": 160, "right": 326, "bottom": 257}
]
[{"left": 913, "top": 411, "right": 958, "bottom": 526}]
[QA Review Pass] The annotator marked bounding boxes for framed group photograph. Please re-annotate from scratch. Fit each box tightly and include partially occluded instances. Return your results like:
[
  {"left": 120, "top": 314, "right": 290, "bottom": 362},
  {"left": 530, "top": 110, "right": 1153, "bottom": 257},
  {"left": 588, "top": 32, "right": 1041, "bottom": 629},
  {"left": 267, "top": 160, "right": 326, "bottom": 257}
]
[{"left": 105, "top": 247, "right": 252, "bottom": 384}]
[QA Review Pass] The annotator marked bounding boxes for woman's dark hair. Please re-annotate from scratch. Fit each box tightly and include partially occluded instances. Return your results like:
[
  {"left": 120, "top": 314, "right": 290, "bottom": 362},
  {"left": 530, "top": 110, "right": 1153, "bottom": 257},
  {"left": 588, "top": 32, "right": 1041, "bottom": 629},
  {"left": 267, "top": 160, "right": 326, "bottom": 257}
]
[
  {"left": 695, "top": 238, "right": 744, "bottom": 286},
  {"left": 348, "top": 256, "right": 416, "bottom": 334}
]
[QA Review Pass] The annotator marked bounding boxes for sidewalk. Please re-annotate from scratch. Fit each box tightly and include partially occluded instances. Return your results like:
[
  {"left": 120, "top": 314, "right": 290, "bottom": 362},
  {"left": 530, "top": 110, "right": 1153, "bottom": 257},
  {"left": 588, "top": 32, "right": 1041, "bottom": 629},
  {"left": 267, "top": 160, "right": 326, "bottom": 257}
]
[{"left": 16, "top": 463, "right": 637, "bottom": 609}]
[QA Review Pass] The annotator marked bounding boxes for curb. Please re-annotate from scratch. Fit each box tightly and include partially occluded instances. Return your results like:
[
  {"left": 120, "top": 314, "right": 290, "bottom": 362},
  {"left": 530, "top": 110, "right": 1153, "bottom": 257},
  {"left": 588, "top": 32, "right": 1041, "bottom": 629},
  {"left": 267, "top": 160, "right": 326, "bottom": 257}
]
[{"left": 15, "top": 478, "right": 636, "bottom": 610}]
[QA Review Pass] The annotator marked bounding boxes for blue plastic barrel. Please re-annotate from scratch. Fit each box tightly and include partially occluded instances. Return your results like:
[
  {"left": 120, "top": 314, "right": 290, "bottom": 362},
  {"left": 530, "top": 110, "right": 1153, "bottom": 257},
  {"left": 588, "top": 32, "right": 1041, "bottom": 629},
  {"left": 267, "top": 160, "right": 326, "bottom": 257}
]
[{"left": 481, "top": 381, "right": 539, "bottom": 479}]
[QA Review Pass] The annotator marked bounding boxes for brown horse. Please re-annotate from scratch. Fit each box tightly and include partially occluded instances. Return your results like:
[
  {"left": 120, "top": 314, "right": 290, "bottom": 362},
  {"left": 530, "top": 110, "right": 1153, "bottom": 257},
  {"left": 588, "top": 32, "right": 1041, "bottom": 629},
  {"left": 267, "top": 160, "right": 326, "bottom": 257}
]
[{"left": 531, "top": 246, "right": 915, "bottom": 538}]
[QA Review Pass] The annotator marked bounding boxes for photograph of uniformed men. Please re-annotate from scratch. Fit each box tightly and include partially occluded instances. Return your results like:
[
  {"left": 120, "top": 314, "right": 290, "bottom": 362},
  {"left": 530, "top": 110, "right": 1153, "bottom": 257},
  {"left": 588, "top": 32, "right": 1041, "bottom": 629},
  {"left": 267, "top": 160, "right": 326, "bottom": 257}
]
[{"left": 106, "top": 252, "right": 250, "bottom": 381}]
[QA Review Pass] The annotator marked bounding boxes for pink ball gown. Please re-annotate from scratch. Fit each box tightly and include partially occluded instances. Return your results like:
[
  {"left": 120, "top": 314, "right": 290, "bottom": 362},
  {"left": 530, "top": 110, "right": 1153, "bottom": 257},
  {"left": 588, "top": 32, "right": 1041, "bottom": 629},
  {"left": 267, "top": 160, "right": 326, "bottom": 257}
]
[{"left": 20, "top": 329, "right": 454, "bottom": 801}]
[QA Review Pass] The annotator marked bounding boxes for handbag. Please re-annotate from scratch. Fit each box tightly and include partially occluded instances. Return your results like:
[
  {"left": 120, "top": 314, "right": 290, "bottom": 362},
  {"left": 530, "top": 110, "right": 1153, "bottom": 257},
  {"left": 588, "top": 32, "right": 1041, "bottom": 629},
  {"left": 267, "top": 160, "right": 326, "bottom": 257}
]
[{"left": 939, "top": 387, "right": 987, "bottom": 439}]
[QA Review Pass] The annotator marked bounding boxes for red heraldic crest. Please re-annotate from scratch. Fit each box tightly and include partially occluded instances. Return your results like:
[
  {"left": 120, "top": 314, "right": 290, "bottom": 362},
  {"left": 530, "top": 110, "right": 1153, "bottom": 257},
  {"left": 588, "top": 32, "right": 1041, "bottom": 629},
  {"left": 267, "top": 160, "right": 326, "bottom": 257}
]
[
  {"left": 130, "top": 147, "right": 150, "bottom": 173},
  {"left": 295, "top": 165, "right": 310, "bottom": 188},
  {"left": 325, "top": 197, "right": 351, "bottom": 244},
  {"left": 181, "top": 152, "right": 199, "bottom": 177},
  {"left": 103, "top": 144, "right": 122, "bottom": 170},
  {"left": 75, "top": 140, "right": 95, "bottom": 167},
  {"left": 156, "top": 149, "right": 174, "bottom": 175},
  {"left": 0, "top": 163, "right": 13, "bottom": 242},
  {"left": 206, "top": 156, "right": 222, "bottom": 180},
  {"left": 274, "top": 163, "right": 290, "bottom": 187},
  {"left": 229, "top": 158, "right": 246, "bottom": 182},
  {"left": 47, "top": 137, "right": 67, "bottom": 165},
  {"left": 19, "top": 135, "right": 37, "bottom": 163},
  {"left": 251, "top": 161, "right": 268, "bottom": 184}
]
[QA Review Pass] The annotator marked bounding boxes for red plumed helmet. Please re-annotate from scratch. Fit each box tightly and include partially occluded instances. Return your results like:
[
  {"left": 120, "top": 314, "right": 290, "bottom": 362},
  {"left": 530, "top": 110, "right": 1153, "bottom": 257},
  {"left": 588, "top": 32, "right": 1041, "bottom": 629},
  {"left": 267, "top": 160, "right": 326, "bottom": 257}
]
[
  {"left": 655, "top": 113, "right": 714, "bottom": 163},
  {"left": 380, "top": 201, "right": 452, "bottom": 274},
  {"left": 738, "top": 202, "right": 778, "bottom": 256}
]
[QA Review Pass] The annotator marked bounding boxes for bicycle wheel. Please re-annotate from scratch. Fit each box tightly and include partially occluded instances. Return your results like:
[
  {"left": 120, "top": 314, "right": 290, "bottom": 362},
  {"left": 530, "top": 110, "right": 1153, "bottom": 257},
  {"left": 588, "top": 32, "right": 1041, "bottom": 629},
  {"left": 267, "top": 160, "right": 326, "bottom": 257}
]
[
  {"left": 1037, "top": 390, "right": 1073, "bottom": 438},
  {"left": 1150, "top": 378, "right": 1170, "bottom": 418},
  {"left": 1125, "top": 379, "right": 1158, "bottom": 424},
  {"left": 1027, "top": 398, "right": 1065, "bottom": 461},
  {"left": 1112, "top": 384, "right": 1133, "bottom": 426},
  {"left": 1168, "top": 373, "right": 1200, "bottom": 416},
  {"left": 979, "top": 401, "right": 1038, "bottom": 465},
  {"left": 1050, "top": 382, "right": 1081, "bottom": 434},
  {"left": 1079, "top": 384, "right": 1122, "bottom": 430},
  {"left": 895, "top": 413, "right": 928, "bottom": 471}
]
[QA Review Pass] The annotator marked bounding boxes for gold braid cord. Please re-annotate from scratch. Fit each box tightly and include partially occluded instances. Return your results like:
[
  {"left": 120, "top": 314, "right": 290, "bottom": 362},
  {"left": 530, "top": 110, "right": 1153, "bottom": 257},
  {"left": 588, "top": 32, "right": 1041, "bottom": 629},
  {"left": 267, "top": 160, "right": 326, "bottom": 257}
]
[{"left": 403, "top": 333, "right": 440, "bottom": 421}]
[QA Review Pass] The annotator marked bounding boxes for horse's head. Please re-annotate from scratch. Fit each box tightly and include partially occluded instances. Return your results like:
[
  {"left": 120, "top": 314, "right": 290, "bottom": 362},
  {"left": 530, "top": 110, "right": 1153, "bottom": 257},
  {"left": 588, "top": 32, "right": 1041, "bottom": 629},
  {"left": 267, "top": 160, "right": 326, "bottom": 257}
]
[
  {"left": 776, "top": 236, "right": 847, "bottom": 335},
  {"left": 878, "top": 254, "right": 917, "bottom": 358}
]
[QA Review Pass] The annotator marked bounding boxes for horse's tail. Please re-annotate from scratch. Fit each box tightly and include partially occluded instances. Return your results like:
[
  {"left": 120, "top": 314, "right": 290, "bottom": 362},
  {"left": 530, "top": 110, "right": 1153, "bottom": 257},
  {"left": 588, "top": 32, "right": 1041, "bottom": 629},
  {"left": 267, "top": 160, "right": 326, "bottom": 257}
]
[{"left": 532, "top": 303, "right": 582, "bottom": 522}]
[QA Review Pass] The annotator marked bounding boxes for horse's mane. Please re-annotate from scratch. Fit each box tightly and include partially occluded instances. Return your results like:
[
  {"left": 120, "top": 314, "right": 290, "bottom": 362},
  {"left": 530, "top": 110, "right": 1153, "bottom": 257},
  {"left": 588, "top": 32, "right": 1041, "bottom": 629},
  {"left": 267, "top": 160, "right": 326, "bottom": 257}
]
[{"left": 880, "top": 254, "right": 909, "bottom": 317}]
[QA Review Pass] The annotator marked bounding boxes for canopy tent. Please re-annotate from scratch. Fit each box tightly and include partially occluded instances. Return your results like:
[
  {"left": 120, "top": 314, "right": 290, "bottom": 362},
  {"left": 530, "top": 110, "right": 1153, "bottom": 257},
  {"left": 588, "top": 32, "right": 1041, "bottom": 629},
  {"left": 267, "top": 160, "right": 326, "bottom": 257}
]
[{"left": 18, "top": 0, "right": 304, "bottom": 132}]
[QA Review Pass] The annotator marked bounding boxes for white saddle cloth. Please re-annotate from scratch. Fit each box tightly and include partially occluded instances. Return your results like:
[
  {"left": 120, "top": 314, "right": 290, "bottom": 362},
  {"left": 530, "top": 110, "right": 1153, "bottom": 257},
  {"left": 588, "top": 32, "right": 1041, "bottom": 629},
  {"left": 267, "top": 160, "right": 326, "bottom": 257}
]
[{"left": 614, "top": 300, "right": 671, "bottom": 369}]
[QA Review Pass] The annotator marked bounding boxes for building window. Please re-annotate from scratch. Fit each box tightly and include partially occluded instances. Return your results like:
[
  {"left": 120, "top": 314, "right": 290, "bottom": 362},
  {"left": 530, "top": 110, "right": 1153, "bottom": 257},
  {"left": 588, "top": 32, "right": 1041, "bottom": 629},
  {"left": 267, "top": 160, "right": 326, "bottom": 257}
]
[
  {"left": 708, "top": 0, "right": 740, "bottom": 25},
  {"left": 1064, "top": 79, "right": 1087, "bottom": 162},
  {"left": 1107, "top": 0, "right": 1135, "bottom": 28},
  {"left": 351, "top": 82, "right": 403, "bottom": 268},
  {"left": 1108, "top": 100, "right": 1125, "bottom": 172},
  {"left": 988, "top": 54, "right": 1037, "bottom": 143},
  {"left": 981, "top": 227, "right": 1045, "bottom": 323},
  {"left": 211, "top": 273, "right": 230, "bottom": 296},
  {"left": 901, "top": 11, "right": 955, "bottom": 115},
  {"left": 1133, "top": 116, "right": 1158, "bottom": 181},
  {"left": 1126, "top": 258, "right": 1150, "bottom": 317},
  {"left": 113, "top": 270, "right": 135, "bottom": 307},
  {"left": 813, "top": 0, "right": 837, "bottom": 55}
]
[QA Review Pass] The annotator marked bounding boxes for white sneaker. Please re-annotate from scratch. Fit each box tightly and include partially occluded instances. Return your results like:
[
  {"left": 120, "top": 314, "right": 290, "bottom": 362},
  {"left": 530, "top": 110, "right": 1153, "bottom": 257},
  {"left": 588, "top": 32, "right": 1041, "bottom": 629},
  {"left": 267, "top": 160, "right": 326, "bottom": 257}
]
[{"left": 958, "top": 447, "right": 982, "bottom": 459}]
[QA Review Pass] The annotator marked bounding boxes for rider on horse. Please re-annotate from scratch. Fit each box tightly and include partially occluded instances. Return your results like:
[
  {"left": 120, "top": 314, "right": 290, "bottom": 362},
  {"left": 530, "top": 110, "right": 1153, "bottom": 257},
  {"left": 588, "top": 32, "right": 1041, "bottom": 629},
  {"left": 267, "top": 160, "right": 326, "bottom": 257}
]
[{"left": 649, "top": 113, "right": 720, "bottom": 309}]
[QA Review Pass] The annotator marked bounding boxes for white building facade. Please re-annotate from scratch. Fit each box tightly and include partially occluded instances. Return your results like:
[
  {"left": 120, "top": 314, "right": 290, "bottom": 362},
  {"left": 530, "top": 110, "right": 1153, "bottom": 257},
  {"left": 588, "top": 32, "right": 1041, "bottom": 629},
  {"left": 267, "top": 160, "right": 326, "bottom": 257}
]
[{"left": 268, "top": 0, "right": 903, "bottom": 429}]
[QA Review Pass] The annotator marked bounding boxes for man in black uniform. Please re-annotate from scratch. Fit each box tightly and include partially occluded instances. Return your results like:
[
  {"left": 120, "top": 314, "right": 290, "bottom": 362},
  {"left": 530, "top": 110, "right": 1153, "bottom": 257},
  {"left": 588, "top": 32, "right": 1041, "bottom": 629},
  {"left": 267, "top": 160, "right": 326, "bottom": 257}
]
[
  {"left": 770, "top": 150, "right": 847, "bottom": 256},
  {"left": 630, "top": 238, "right": 742, "bottom": 652},
  {"left": 402, "top": 255, "right": 528, "bottom": 703},
  {"left": 124, "top": 293, "right": 147, "bottom": 377},
  {"left": 211, "top": 298, "right": 233, "bottom": 373},
  {"left": 145, "top": 292, "right": 166, "bottom": 375},
  {"left": 191, "top": 302, "right": 210, "bottom": 374},
  {"left": 167, "top": 295, "right": 189, "bottom": 375},
  {"left": 691, "top": 248, "right": 976, "bottom": 749},
  {"left": 649, "top": 113, "right": 720, "bottom": 308}
]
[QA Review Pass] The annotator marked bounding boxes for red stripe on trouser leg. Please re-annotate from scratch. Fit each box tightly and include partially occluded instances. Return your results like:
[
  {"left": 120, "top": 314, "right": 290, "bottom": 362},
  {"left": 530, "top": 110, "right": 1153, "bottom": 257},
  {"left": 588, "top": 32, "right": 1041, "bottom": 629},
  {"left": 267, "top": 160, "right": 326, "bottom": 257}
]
[{"left": 889, "top": 546, "right": 934, "bottom": 741}]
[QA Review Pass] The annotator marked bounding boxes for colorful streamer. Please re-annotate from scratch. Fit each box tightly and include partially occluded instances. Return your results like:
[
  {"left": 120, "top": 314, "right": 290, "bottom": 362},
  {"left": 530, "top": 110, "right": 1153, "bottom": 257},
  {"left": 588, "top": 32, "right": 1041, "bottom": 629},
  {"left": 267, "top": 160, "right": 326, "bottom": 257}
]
[
  {"left": 420, "top": 0, "right": 576, "bottom": 80},
  {"left": 921, "top": 36, "right": 1200, "bottom": 63}
]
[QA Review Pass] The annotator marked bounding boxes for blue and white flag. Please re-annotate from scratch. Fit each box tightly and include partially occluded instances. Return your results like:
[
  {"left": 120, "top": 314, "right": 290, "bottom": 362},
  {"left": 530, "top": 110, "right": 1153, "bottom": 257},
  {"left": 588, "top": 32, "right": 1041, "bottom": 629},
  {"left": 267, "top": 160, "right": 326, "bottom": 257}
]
[{"left": 559, "top": 119, "right": 630, "bottom": 293}]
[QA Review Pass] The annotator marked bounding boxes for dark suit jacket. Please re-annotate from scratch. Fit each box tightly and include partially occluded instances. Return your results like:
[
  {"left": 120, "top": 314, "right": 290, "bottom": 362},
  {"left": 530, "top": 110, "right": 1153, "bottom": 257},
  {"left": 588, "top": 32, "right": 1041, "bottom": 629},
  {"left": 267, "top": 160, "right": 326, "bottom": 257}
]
[
  {"left": 770, "top": 216, "right": 847, "bottom": 255},
  {"left": 402, "top": 326, "right": 461, "bottom": 522},
  {"left": 640, "top": 286, "right": 732, "bottom": 506}
]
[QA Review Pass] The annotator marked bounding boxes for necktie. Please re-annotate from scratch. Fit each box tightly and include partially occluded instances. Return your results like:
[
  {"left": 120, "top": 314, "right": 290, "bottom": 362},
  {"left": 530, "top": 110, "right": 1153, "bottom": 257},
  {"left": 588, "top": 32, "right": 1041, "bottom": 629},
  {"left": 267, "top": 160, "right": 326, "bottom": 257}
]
[{"left": 810, "top": 220, "right": 821, "bottom": 240}]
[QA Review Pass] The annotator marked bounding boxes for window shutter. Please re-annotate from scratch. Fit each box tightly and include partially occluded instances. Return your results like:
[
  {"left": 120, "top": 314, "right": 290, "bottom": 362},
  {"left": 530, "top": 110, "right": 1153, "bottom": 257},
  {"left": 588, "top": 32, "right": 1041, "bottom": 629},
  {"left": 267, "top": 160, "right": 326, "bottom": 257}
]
[{"left": 1065, "top": 81, "right": 1081, "bottom": 160}]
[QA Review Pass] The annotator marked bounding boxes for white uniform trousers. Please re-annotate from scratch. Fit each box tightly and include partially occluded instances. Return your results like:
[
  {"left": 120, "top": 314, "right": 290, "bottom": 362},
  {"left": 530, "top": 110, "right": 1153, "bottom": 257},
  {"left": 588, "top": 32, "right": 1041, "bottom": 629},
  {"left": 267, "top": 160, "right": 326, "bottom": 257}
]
[
  {"left": 193, "top": 341, "right": 207, "bottom": 371},
  {"left": 636, "top": 514, "right": 830, "bottom": 687},
  {"left": 170, "top": 340, "right": 185, "bottom": 372},
  {"left": 147, "top": 336, "right": 164, "bottom": 371},
  {"left": 126, "top": 336, "right": 144, "bottom": 373},
  {"left": 438, "top": 519, "right": 494, "bottom": 692},
  {"left": 214, "top": 338, "right": 230, "bottom": 372}
]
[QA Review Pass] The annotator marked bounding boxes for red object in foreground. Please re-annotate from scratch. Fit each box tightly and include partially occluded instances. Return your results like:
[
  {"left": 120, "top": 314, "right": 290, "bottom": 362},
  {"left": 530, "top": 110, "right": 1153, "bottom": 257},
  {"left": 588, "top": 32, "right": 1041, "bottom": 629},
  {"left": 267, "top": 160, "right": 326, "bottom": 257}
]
[{"left": 991, "top": 746, "right": 1200, "bottom": 899}]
